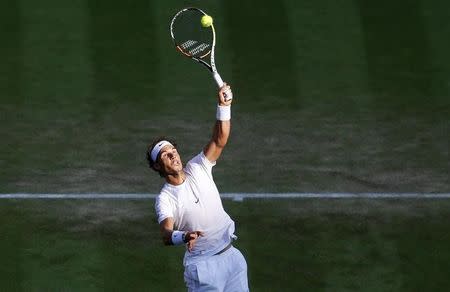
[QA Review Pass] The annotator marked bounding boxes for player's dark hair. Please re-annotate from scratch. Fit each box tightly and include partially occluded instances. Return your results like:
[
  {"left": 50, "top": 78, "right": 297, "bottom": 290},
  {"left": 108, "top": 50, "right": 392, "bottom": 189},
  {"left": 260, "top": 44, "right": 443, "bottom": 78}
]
[{"left": 146, "top": 137, "right": 178, "bottom": 177}]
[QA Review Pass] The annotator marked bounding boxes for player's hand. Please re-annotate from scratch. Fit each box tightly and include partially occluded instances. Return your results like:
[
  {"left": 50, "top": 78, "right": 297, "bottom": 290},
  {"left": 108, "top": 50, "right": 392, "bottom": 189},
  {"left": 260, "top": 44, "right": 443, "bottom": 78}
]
[
  {"left": 184, "top": 231, "right": 204, "bottom": 252},
  {"left": 218, "top": 83, "right": 232, "bottom": 106}
]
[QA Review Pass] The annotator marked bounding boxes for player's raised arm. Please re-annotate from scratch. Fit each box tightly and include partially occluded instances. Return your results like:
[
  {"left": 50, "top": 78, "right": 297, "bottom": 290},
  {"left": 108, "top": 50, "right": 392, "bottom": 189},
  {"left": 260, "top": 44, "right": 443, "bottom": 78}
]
[{"left": 203, "top": 84, "right": 233, "bottom": 163}]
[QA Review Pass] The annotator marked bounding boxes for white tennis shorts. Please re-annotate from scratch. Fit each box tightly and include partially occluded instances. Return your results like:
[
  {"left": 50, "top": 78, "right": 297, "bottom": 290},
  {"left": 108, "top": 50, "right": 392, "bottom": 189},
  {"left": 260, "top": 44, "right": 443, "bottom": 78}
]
[{"left": 184, "top": 246, "right": 249, "bottom": 292}]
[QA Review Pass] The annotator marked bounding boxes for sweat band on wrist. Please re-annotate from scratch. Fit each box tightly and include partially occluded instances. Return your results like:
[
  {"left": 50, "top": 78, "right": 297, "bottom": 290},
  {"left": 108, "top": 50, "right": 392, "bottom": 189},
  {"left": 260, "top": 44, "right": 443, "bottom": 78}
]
[
  {"left": 216, "top": 105, "right": 231, "bottom": 121},
  {"left": 171, "top": 230, "right": 185, "bottom": 245}
]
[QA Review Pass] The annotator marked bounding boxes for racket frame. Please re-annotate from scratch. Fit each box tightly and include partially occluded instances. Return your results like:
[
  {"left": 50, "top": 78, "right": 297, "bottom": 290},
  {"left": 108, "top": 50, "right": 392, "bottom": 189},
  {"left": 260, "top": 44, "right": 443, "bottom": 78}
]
[{"left": 170, "top": 7, "right": 230, "bottom": 99}]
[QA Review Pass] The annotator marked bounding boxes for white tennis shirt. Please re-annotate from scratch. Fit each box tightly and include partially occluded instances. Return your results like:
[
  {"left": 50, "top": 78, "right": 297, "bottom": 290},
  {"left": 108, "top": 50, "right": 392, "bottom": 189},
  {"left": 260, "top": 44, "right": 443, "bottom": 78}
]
[{"left": 155, "top": 152, "right": 236, "bottom": 266}]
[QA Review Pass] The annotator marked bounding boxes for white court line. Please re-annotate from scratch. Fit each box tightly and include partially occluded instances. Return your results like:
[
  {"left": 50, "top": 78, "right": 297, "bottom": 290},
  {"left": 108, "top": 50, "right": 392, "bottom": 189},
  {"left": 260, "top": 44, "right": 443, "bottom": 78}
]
[{"left": 1, "top": 193, "right": 450, "bottom": 201}]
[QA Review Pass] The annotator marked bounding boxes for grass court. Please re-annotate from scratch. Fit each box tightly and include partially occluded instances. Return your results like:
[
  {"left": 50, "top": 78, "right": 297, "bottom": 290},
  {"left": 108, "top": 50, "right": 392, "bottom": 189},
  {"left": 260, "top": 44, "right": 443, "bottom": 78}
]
[{"left": 0, "top": 0, "right": 449, "bottom": 290}]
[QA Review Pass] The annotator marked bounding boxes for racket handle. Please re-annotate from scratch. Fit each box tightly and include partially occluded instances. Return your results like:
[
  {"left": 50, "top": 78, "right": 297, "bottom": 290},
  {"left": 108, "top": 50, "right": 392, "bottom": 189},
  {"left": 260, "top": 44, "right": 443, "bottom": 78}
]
[
  {"left": 213, "top": 72, "right": 233, "bottom": 101},
  {"left": 213, "top": 72, "right": 224, "bottom": 87}
]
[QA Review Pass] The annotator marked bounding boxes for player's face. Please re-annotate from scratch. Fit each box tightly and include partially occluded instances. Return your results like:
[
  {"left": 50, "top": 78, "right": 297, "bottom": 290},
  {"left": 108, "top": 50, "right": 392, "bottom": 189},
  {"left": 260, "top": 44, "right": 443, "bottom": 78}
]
[{"left": 158, "top": 145, "right": 183, "bottom": 174}]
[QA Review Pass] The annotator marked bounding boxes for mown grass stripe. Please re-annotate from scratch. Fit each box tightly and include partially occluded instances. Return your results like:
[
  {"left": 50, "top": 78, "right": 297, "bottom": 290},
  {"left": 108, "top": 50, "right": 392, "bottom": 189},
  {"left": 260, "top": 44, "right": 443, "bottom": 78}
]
[{"left": 21, "top": 0, "right": 92, "bottom": 101}]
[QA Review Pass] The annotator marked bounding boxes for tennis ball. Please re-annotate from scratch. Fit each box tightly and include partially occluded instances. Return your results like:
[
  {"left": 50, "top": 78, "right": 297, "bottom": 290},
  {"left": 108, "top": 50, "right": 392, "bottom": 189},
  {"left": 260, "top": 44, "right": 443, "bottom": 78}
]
[{"left": 201, "top": 15, "right": 213, "bottom": 28}]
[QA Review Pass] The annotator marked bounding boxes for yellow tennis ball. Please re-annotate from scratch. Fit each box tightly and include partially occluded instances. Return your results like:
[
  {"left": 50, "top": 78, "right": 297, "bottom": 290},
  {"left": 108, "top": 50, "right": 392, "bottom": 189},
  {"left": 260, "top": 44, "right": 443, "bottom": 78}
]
[{"left": 201, "top": 15, "right": 213, "bottom": 28}]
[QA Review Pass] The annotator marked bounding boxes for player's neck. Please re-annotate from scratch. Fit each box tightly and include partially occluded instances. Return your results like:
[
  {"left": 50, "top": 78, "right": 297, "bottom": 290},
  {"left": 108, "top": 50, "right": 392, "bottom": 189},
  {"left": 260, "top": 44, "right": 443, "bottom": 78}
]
[{"left": 166, "top": 170, "right": 185, "bottom": 186}]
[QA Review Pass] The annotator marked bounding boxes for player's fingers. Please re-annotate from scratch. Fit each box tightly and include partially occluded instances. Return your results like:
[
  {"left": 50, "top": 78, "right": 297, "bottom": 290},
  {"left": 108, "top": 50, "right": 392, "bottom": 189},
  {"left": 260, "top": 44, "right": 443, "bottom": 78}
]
[
  {"left": 219, "top": 84, "right": 230, "bottom": 94},
  {"left": 187, "top": 232, "right": 198, "bottom": 240},
  {"left": 186, "top": 235, "right": 199, "bottom": 252},
  {"left": 188, "top": 231, "right": 203, "bottom": 240},
  {"left": 219, "top": 89, "right": 232, "bottom": 105},
  {"left": 219, "top": 89, "right": 227, "bottom": 99},
  {"left": 222, "top": 95, "right": 232, "bottom": 105}
]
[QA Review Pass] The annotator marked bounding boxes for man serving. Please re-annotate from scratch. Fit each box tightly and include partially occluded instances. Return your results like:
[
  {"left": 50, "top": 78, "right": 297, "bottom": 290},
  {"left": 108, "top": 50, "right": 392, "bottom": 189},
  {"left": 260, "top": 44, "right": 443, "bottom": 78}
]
[{"left": 147, "top": 84, "right": 249, "bottom": 291}]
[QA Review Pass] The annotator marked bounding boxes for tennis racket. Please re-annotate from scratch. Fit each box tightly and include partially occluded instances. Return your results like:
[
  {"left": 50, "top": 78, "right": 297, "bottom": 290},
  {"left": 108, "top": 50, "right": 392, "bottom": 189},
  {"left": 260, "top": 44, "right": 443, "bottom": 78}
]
[{"left": 170, "top": 7, "right": 232, "bottom": 101}]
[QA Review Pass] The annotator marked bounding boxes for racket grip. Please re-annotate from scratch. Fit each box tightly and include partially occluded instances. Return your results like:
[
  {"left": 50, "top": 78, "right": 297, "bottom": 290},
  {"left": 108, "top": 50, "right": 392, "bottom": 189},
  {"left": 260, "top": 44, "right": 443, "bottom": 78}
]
[
  {"left": 213, "top": 72, "right": 224, "bottom": 87},
  {"left": 213, "top": 72, "right": 233, "bottom": 101}
]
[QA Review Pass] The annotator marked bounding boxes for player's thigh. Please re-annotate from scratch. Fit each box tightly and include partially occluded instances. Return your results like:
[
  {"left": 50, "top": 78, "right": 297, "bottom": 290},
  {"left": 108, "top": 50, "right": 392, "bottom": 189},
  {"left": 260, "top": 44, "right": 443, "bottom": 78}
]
[
  {"left": 225, "top": 247, "right": 249, "bottom": 292},
  {"left": 184, "top": 261, "right": 221, "bottom": 292},
  {"left": 231, "top": 247, "right": 247, "bottom": 274}
]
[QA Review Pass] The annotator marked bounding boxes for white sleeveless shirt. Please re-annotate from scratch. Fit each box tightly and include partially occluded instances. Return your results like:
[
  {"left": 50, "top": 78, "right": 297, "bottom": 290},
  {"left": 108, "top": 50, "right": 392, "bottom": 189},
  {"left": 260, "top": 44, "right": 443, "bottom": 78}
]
[{"left": 155, "top": 152, "right": 236, "bottom": 266}]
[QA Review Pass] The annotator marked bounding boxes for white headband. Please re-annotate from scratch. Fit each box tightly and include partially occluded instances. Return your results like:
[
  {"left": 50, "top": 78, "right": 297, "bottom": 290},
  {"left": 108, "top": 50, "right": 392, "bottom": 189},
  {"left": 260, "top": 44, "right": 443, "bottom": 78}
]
[{"left": 150, "top": 140, "right": 173, "bottom": 162}]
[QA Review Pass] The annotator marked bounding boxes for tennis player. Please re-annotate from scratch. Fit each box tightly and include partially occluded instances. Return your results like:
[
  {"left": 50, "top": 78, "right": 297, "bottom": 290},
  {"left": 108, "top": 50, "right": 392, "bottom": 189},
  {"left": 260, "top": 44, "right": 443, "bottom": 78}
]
[{"left": 147, "top": 84, "right": 249, "bottom": 291}]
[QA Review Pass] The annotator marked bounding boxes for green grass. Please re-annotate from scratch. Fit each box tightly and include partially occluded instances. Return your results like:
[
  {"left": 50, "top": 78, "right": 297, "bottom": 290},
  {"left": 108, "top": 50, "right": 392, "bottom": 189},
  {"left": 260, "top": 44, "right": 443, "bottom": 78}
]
[
  {"left": 0, "top": 0, "right": 448, "bottom": 194},
  {"left": 1, "top": 199, "right": 450, "bottom": 291},
  {"left": 0, "top": 0, "right": 449, "bottom": 290}
]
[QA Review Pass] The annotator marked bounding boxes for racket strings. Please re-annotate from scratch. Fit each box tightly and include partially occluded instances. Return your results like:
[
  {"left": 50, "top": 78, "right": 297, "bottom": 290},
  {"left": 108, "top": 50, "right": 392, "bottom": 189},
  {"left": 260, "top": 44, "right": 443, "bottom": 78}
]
[
  {"left": 180, "top": 40, "right": 198, "bottom": 50},
  {"left": 180, "top": 40, "right": 210, "bottom": 57},
  {"left": 171, "top": 9, "right": 213, "bottom": 59}
]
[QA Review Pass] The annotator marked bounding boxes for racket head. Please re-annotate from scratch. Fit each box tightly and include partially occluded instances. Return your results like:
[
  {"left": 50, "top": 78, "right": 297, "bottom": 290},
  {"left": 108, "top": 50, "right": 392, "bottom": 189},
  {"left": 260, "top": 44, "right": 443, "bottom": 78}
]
[{"left": 170, "top": 7, "right": 216, "bottom": 71}]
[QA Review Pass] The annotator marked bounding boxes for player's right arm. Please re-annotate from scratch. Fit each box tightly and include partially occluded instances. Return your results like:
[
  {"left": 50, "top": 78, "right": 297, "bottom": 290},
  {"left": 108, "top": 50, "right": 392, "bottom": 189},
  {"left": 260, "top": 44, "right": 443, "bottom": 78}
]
[
  {"left": 159, "top": 218, "right": 204, "bottom": 251},
  {"left": 203, "top": 84, "right": 233, "bottom": 163}
]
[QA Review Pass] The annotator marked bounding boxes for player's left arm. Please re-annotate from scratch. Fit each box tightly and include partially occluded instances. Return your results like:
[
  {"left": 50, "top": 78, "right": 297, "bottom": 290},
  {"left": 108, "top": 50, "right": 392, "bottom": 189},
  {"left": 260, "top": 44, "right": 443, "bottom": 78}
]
[
  {"left": 203, "top": 84, "right": 233, "bottom": 163},
  {"left": 159, "top": 218, "right": 204, "bottom": 251}
]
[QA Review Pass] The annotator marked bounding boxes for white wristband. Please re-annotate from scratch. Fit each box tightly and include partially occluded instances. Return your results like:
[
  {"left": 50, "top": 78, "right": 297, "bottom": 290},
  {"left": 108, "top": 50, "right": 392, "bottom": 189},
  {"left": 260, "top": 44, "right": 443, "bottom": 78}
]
[
  {"left": 171, "top": 230, "right": 185, "bottom": 245},
  {"left": 216, "top": 105, "right": 231, "bottom": 121}
]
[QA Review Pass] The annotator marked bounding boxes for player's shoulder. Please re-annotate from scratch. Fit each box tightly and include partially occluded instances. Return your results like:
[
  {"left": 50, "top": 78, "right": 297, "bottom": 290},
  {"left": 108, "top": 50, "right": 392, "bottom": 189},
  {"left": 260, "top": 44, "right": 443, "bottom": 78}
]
[
  {"left": 186, "top": 151, "right": 216, "bottom": 170},
  {"left": 186, "top": 152, "right": 203, "bottom": 165},
  {"left": 157, "top": 184, "right": 178, "bottom": 201}
]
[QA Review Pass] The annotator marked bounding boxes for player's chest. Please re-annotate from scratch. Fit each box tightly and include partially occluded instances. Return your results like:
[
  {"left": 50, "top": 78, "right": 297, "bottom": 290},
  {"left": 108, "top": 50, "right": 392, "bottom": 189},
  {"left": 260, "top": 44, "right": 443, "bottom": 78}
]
[{"left": 175, "top": 180, "right": 220, "bottom": 214}]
